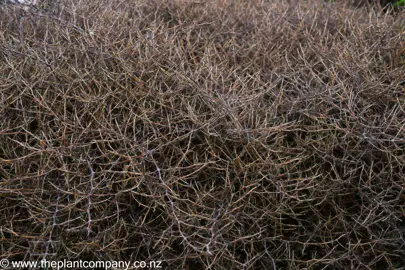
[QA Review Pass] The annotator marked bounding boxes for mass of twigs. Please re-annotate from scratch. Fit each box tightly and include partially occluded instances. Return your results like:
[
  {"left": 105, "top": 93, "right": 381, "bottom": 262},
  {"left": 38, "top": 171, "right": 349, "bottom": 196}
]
[{"left": 1, "top": 0, "right": 405, "bottom": 269}]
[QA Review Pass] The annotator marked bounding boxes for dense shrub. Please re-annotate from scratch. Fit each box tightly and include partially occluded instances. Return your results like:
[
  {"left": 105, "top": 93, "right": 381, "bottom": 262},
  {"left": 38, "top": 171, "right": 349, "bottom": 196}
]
[{"left": 1, "top": 0, "right": 405, "bottom": 269}]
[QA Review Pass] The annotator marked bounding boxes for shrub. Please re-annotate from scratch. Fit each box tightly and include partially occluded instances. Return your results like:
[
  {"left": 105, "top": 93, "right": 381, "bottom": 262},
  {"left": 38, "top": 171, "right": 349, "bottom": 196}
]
[{"left": 1, "top": 0, "right": 404, "bottom": 269}]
